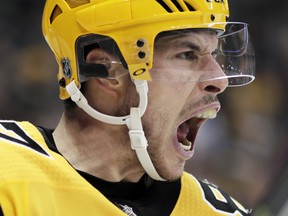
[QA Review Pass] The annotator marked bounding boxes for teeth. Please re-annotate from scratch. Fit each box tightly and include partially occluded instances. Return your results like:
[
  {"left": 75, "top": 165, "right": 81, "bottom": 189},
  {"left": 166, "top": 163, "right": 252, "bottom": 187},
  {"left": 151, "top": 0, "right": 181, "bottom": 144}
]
[
  {"left": 180, "top": 138, "right": 192, "bottom": 151},
  {"left": 195, "top": 109, "right": 217, "bottom": 119}
]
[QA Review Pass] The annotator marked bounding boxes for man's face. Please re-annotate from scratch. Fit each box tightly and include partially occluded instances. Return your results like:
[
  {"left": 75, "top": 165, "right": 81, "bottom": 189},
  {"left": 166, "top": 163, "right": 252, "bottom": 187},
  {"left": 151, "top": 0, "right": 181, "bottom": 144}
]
[{"left": 141, "top": 30, "right": 228, "bottom": 180}]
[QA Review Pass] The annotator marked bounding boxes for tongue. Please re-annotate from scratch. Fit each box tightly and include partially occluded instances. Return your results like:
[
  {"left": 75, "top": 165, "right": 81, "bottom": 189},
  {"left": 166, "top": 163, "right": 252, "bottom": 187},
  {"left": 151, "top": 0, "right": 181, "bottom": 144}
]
[{"left": 177, "top": 122, "right": 189, "bottom": 144}]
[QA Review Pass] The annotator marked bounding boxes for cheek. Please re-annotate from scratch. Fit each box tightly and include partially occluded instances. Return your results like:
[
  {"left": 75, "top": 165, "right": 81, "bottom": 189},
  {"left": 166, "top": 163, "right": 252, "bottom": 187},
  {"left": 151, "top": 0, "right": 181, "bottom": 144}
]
[
  {"left": 147, "top": 82, "right": 196, "bottom": 107},
  {"left": 143, "top": 82, "right": 195, "bottom": 132}
]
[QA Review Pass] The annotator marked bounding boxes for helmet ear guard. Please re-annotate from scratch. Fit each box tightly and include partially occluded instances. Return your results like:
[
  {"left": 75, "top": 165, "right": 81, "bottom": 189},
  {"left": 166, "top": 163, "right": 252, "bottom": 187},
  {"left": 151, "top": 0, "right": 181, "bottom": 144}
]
[{"left": 76, "top": 34, "right": 129, "bottom": 82}]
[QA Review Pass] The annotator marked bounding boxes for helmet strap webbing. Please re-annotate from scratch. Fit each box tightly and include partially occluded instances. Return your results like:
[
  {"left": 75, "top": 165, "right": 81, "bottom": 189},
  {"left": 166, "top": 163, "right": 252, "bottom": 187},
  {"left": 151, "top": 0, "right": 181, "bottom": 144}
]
[
  {"left": 66, "top": 80, "right": 129, "bottom": 124},
  {"left": 66, "top": 80, "right": 165, "bottom": 181},
  {"left": 126, "top": 107, "right": 165, "bottom": 181}
]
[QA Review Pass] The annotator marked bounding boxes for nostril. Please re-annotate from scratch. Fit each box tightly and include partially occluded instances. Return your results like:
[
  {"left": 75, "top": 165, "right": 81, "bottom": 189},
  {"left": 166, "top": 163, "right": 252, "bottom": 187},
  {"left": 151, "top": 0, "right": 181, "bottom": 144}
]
[{"left": 204, "top": 85, "right": 221, "bottom": 93}]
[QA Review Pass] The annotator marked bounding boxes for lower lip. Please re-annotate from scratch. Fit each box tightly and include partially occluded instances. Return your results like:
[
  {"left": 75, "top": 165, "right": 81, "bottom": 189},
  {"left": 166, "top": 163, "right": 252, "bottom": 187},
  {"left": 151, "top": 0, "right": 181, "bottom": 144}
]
[{"left": 173, "top": 136, "right": 195, "bottom": 159}]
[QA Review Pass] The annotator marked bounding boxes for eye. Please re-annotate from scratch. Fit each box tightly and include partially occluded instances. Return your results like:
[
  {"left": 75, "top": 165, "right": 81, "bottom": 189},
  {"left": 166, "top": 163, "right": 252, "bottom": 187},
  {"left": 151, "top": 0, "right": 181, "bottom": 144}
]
[{"left": 176, "top": 51, "right": 198, "bottom": 60}]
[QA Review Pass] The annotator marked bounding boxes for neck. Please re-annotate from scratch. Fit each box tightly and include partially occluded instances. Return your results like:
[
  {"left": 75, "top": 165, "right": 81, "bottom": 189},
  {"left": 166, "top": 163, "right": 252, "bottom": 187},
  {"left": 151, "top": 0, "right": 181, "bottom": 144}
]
[{"left": 53, "top": 113, "right": 144, "bottom": 182}]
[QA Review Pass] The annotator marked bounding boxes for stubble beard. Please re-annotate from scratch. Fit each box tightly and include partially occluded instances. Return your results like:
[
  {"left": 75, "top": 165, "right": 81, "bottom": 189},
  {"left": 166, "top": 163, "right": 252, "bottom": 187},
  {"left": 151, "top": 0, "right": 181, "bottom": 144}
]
[
  {"left": 142, "top": 94, "right": 220, "bottom": 181},
  {"left": 116, "top": 78, "right": 220, "bottom": 181},
  {"left": 117, "top": 80, "right": 184, "bottom": 181}
]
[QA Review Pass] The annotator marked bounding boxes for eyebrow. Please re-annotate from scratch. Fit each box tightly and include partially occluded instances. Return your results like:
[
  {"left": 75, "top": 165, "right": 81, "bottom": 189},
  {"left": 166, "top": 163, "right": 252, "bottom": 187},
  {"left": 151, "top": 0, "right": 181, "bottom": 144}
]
[
  {"left": 177, "top": 41, "right": 200, "bottom": 51},
  {"left": 156, "top": 30, "right": 217, "bottom": 52},
  {"left": 160, "top": 33, "right": 202, "bottom": 48}
]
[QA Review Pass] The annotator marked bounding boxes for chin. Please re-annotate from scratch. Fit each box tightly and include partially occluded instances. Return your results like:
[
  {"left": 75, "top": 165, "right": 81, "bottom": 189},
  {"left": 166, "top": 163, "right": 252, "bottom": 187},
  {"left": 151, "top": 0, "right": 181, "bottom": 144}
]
[
  {"left": 148, "top": 144, "right": 187, "bottom": 181},
  {"left": 162, "top": 171, "right": 184, "bottom": 182},
  {"left": 157, "top": 161, "right": 186, "bottom": 181}
]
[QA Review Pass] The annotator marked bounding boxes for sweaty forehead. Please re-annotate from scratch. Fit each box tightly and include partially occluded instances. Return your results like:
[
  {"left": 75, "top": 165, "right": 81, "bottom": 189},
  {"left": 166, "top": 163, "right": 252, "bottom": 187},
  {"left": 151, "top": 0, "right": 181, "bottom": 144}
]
[{"left": 155, "top": 30, "right": 218, "bottom": 53}]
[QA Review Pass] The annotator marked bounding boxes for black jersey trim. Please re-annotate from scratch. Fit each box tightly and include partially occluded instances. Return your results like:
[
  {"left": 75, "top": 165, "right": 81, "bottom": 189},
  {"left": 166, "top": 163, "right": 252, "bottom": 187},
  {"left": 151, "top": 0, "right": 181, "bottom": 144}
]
[
  {"left": 37, "top": 126, "right": 59, "bottom": 153},
  {"left": 0, "top": 121, "right": 50, "bottom": 157},
  {"left": 0, "top": 206, "right": 3, "bottom": 216}
]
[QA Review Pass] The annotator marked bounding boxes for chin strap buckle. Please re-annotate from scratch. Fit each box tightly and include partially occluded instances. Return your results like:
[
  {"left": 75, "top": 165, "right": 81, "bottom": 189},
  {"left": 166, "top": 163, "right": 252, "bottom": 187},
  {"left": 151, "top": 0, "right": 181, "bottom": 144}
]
[
  {"left": 129, "top": 129, "right": 147, "bottom": 150},
  {"left": 128, "top": 107, "right": 148, "bottom": 150}
]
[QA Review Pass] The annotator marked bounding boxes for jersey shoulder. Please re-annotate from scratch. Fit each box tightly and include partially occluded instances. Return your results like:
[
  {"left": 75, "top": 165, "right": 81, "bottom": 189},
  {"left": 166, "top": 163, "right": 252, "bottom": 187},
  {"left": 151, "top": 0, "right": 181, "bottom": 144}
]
[
  {"left": 0, "top": 120, "right": 56, "bottom": 180},
  {"left": 0, "top": 120, "right": 51, "bottom": 157},
  {"left": 171, "top": 172, "right": 252, "bottom": 216},
  {"left": 0, "top": 120, "right": 127, "bottom": 216},
  {"left": 0, "top": 120, "right": 105, "bottom": 187}
]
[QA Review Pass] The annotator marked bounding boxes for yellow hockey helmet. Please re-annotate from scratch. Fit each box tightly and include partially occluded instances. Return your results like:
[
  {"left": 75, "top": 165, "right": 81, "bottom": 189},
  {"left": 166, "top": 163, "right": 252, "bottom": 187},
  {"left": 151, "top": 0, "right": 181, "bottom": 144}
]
[{"left": 42, "top": 0, "right": 230, "bottom": 99}]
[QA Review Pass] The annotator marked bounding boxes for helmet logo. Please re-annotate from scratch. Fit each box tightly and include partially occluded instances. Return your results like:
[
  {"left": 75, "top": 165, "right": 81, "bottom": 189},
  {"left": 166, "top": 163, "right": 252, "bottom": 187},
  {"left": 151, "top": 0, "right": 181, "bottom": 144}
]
[
  {"left": 61, "top": 58, "right": 72, "bottom": 78},
  {"left": 133, "top": 68, "right": 146, "bottom": 77}
]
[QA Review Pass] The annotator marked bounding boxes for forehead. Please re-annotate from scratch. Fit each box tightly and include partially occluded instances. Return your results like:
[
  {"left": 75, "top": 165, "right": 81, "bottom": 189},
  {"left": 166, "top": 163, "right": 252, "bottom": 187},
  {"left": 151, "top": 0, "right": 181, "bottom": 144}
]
[{"left": 154, "top": 30, "right": 218, "bottom": 52}]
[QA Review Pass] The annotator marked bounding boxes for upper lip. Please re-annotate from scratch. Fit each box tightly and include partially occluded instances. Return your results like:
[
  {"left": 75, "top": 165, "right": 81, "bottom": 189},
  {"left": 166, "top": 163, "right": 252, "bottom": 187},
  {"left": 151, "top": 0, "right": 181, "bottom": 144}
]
[{"left": 178, "top": 102, "right": 221, "bottom": 125}]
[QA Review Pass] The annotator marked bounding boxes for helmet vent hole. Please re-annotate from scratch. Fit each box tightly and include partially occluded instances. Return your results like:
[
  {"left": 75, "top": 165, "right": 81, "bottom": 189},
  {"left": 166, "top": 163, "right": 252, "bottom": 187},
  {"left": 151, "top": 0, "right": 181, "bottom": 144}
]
[
  {"left": 156, "top": 0, "right": 195, "bottom": 13},
  {"left": 50, "top": 5, "right": 63, "bottom": 24},
  {"left": 184, "top": 1, "right": 195, "bottom": 11},
  {"left": 156, "top": 0, "right": 172, "bottom": 12},
  {"left": 65, "top": 0, "right": 90, "bottom": 9}
]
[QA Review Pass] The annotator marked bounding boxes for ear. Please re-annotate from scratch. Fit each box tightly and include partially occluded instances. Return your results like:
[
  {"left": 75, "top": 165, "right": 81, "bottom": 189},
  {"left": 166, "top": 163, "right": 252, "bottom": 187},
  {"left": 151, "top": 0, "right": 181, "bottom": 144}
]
[
  {"left": 94, "top": 78, "right": 121, "bottom": 98},
  {"left": 86, "top": 48, "right": 124, "bottom": 98}
]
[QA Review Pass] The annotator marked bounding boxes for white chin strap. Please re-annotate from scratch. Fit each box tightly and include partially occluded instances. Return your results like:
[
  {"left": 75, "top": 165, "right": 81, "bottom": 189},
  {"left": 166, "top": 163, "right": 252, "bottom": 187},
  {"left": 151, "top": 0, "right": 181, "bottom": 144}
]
[{"left": 66, "top": 80, "right": 165, "bottom": 181}]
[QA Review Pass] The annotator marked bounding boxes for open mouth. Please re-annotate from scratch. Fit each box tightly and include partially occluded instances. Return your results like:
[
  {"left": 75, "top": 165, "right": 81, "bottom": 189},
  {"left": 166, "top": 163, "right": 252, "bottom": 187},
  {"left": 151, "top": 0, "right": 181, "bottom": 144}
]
[{"left": 177, "top": 109, "right": 217, "bottom": 151}]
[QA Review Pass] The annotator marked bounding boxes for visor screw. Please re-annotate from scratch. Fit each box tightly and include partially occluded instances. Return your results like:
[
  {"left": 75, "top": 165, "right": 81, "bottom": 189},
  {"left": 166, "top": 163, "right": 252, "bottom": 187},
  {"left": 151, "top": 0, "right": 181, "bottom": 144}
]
[
  {"left": 210, "top": 14, "right": 215, "bottom": 21},
  {"left": 136, "top": 39, "right": 145, "bottom": 47},
  {"left": 138, "top": 51, "right": 146, "bottom": 59},
  {"left": 59, "top": 77, "right": 66, "bottom": 88},
  {"left": 226, "top": 16, "right": 229, "bottom": 21}
]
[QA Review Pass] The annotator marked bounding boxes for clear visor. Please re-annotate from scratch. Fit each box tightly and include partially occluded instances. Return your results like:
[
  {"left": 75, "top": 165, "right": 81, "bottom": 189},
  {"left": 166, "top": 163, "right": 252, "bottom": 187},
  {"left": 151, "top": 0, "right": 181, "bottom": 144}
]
[
  {"left": 76, "top": 22, "right": 255, "bottom": 87},
  {"left": 149, "top": 22, "right": 255, "bottom": 86}
]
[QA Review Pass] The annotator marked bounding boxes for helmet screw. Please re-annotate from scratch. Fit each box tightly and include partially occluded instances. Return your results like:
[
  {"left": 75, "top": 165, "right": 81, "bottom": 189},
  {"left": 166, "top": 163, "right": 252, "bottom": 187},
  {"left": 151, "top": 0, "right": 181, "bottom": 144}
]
[
  {"left": 59, "top": 77, "right": 66, "bottom": 87},
  {"left": 138, "top": 51, "right": 146, "bottom": 59},
  {"left": 210, "top": 14, "right": 215, "bottom": 21},
  {"left": 226, "top": 16, "right": 229, "bottom": 22},
  {"left": 136, "top": 39, "right": 145, "bottom": 47}
]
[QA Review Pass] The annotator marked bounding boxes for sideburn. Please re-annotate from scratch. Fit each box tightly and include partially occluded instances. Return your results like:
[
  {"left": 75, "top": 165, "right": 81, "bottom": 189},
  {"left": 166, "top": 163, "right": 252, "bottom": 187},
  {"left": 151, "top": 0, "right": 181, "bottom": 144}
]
[{"left": 116, "top": 76, "right": 140, "bottom": 116}]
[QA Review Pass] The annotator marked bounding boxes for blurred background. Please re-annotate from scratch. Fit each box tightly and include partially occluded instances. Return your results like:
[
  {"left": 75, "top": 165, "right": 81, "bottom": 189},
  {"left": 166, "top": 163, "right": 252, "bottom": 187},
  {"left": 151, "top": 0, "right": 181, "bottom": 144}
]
[{"left": 0, "top": 1, "right": 287, "bottom": 215}]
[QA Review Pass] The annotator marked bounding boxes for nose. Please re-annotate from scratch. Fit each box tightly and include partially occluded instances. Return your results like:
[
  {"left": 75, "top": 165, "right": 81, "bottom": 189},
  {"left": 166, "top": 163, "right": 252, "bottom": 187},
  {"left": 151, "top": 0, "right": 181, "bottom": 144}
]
[{"left": 198, "top": 55, "right": 228, "bottom": 94}]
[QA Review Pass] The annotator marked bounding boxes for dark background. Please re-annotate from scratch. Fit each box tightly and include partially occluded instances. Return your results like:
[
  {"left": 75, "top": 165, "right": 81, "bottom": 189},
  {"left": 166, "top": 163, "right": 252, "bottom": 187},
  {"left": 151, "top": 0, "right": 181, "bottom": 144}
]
[{"left": 0, "top": 1, "right": 287, "bottom": 215}]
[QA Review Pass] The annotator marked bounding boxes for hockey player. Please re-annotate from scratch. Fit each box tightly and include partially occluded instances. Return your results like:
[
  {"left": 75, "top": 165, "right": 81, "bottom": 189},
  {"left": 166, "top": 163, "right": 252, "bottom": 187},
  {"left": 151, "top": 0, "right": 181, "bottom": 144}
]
[{"left": 0, "top": 0, "right": 255, "bottom": 215}]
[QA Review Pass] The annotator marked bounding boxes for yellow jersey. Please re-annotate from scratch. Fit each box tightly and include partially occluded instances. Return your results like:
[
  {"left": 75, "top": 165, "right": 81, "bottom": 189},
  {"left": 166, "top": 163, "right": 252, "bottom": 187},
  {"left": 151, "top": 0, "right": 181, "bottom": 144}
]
[{"left": 0, "top": 120, "right": 251, "bottom": 216}]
